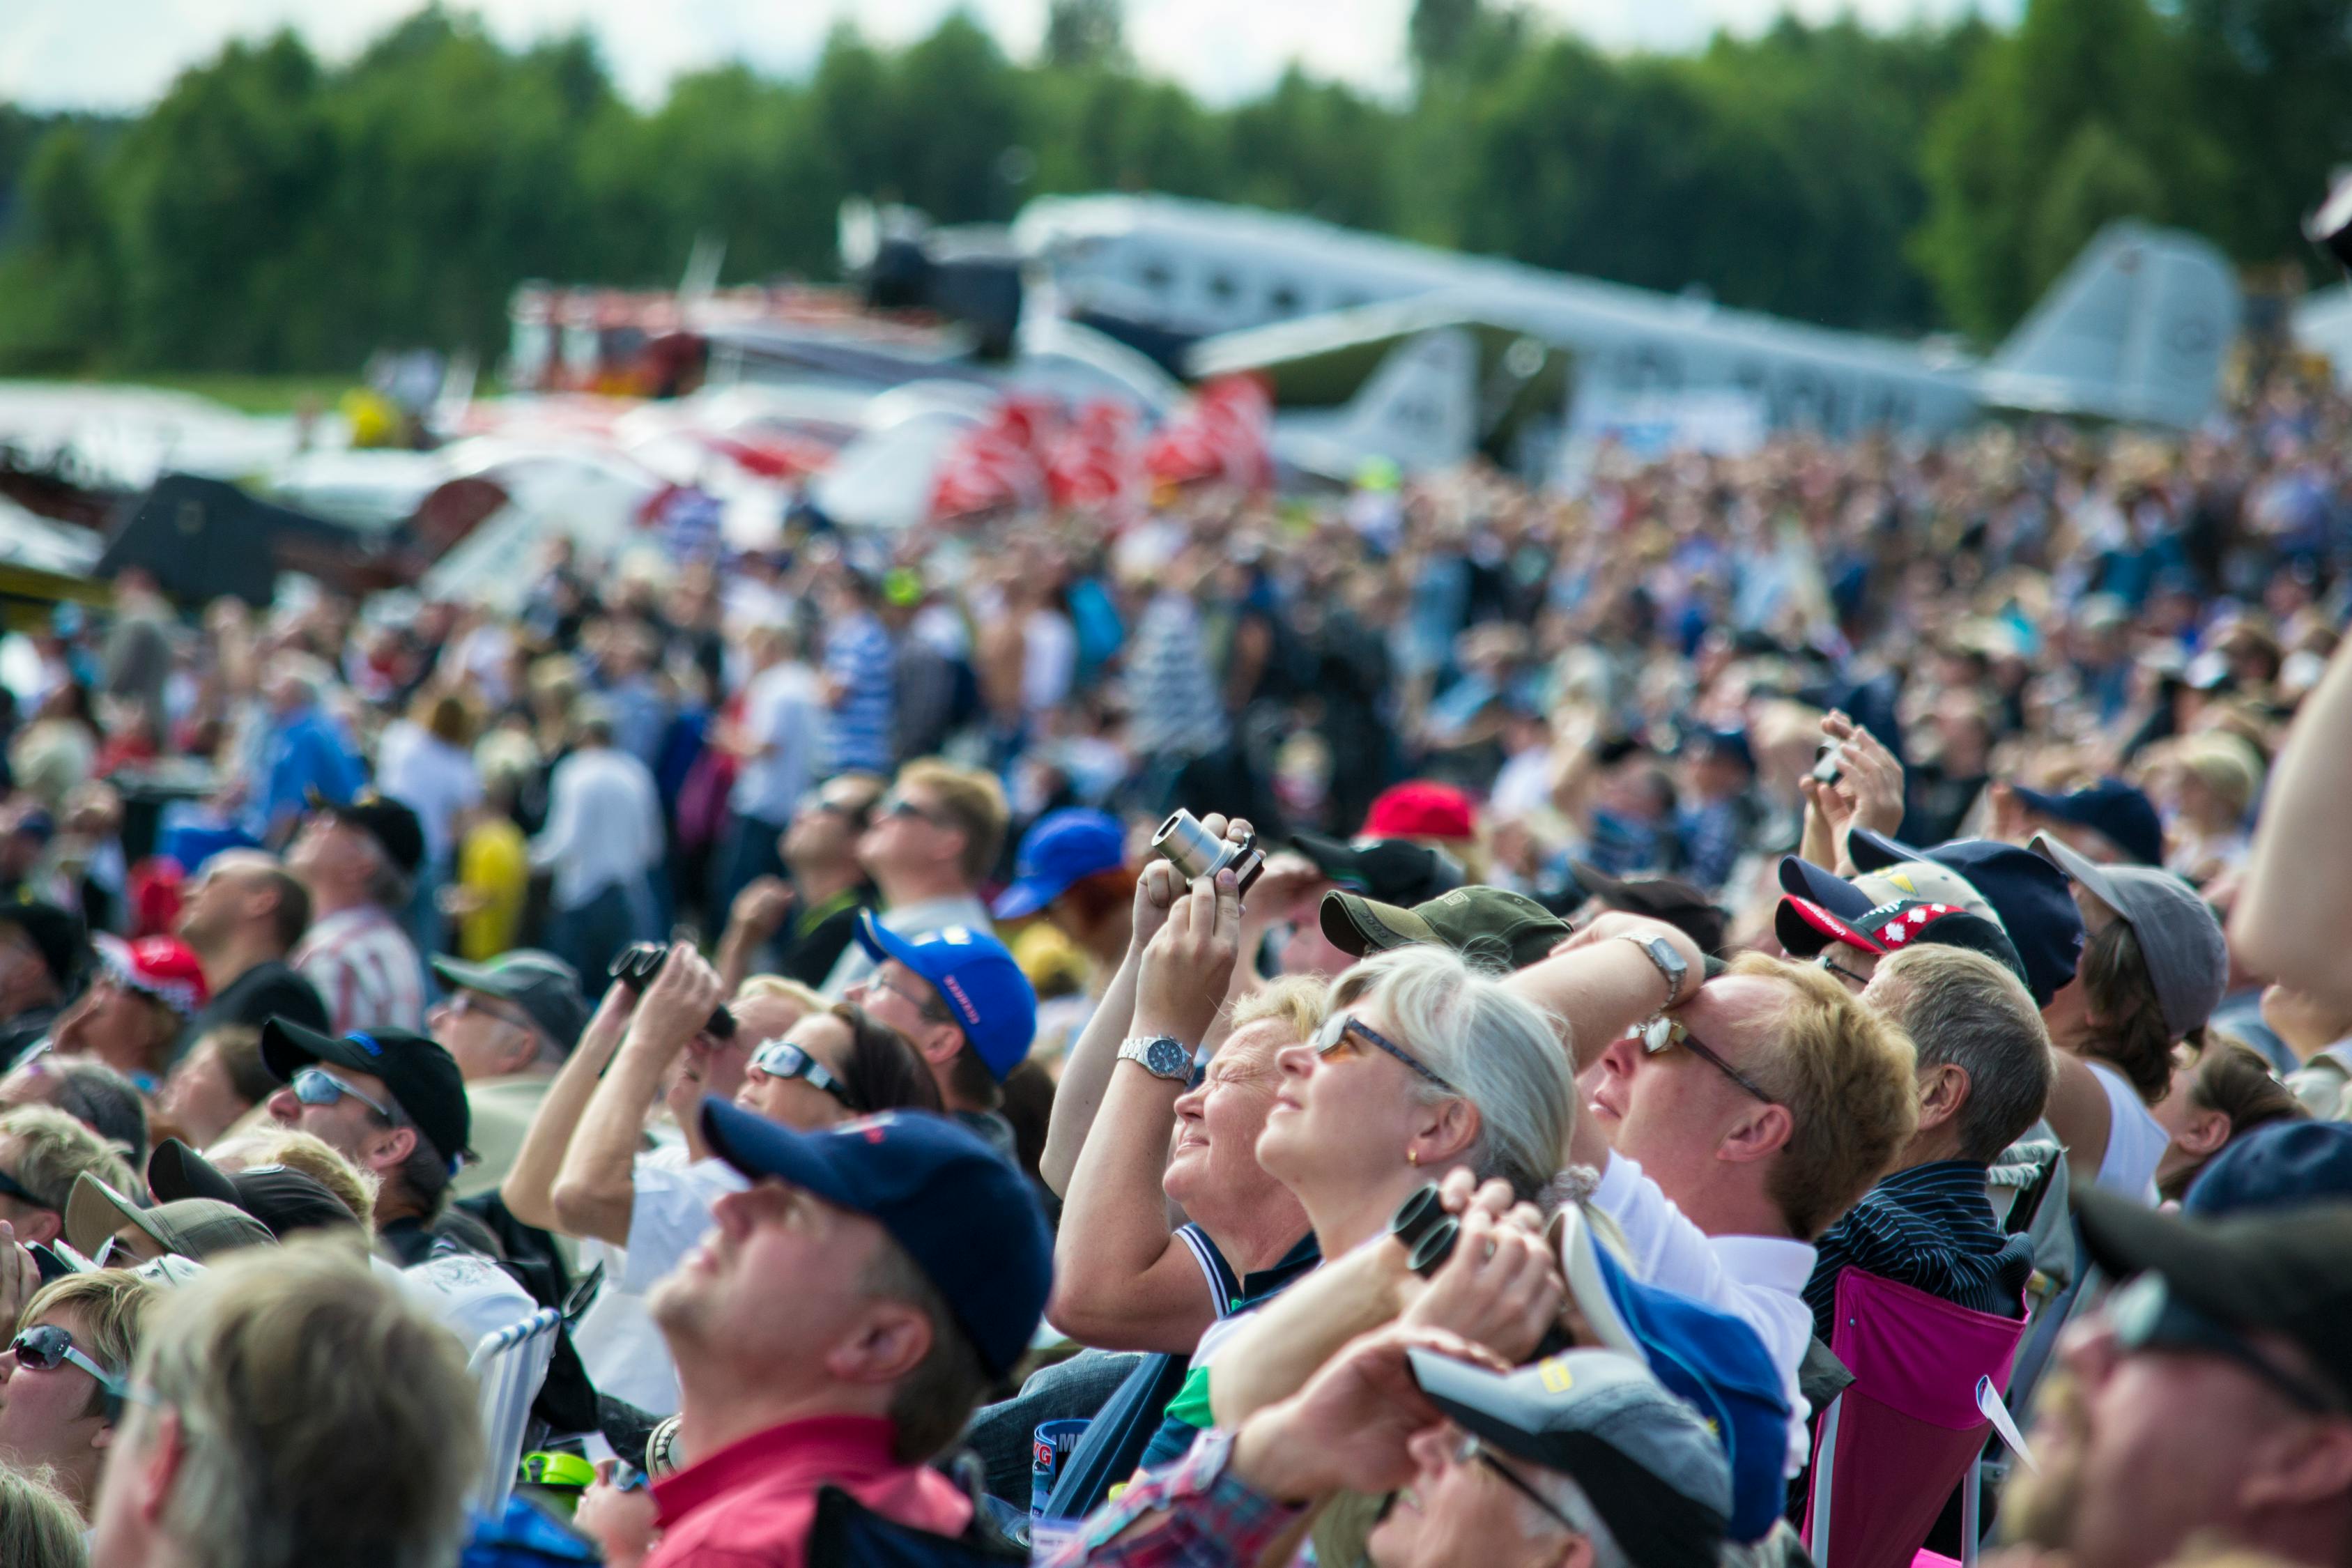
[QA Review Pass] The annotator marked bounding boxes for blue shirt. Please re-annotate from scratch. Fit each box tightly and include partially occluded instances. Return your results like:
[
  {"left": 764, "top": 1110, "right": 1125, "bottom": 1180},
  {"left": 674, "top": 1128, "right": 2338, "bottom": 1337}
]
[
  {"left": 823, "top": 611, "right": 896, "bottom": 776},
  {"left": 1803, "top": 1160, "right": 2036, "bottom": 1344},
  {"left": 249, "top": 705, "right": 362, "bottom": 841}
]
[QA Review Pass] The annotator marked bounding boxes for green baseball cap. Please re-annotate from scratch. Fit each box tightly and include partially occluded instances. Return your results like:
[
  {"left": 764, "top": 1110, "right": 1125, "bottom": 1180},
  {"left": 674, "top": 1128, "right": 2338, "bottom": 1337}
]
[
  {"left": 1320, "top": 884, "right": 1569, "bottom": 973},
  {"left": 66, "top": 1174, "right": 276, "bottom": 1262}
]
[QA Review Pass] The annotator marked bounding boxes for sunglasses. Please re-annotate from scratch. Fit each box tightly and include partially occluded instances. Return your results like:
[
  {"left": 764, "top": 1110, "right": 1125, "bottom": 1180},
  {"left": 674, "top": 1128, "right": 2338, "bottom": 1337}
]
[
  {"left": 877, "top": 792, "right": 952, "bottom": 830},
  {"left": 856, "top": 973, "right": 952, "bottom": 1026},
  {"left": 748, "top": 1040, "right": 863, "bottom": 1114},
  {"left": 1817, "top": 953, "right": 1873, "bottom": 992},
  {"left": 1312, "top": 1013, "right": 1459, "bottom": 1095},
  {"left": 291, "top": 1066, "right": 395, "bottom": 1122},
  {"left": 1629, "top": 1015, "right": 1776, "bottom": 1105},
  {"left": 1453, "top": 1431, "right": 1577, "bottom": 1536},
  {"left": 2108, "top": 1273, "right": 2343, "bottom": 1417},
  {"left": 11, "top": 1324, "right": 130, "bottom": 1421}
]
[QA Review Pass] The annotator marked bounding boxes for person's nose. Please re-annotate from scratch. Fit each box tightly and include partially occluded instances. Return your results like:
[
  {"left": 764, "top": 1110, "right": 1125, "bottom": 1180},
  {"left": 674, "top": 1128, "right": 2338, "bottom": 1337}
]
[
  {"left": 1274, "top": 1041, "right": 1314, "bottom": 1079},
  {"left": 266, "top": 1086, "right": 301, "bottom": 1124},
  {"left": 1597, "top": 1033, "right": 1640, "bottom": 1081},
  {"left": 1404, "top": 1421, "right": 1455, "bottom": 1479},
  {"left": 1172, "top": 1079, "right": 1208, "bottom": 1119}
]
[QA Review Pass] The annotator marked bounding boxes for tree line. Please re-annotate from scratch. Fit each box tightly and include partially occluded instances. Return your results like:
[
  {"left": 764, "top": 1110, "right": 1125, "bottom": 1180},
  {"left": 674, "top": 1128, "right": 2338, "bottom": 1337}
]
[{"left": 0, "top": 0, "right": 2342, "bottom": 377}]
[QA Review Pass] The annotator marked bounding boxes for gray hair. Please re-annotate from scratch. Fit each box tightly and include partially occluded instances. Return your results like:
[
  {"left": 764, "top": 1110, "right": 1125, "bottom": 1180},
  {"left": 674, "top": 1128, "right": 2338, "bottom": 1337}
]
[
  {"left": 1328, "top": 944, "right": 1571, "bottom": 1202},
  {"left": 125, "top": 1240, "right": 480, "bottom": 1568},
  {"left": 47, "top": 1060, "right": 149, "bottom": 1166},
  {"left": 1868, "top": 944, "right": 2056, "bottom": 1162},
  {"left": 0, "top": 1466, "right": 84, "bottom": 1568},
  {"left": 1527, "top": 1468, "right": 1629, "bottom": 1568}
]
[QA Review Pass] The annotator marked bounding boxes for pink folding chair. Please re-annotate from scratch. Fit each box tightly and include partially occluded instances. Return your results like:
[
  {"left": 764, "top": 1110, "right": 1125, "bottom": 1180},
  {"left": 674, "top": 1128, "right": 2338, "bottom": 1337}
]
[{"left": 1800, "top": 1270, "right": 2028, "bottom": 1568}]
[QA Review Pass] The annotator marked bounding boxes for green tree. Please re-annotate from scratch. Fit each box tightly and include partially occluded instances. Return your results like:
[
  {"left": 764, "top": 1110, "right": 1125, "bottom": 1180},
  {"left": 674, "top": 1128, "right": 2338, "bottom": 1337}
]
[
  {"left": 0, "top": 125, "right": 123, "bottom": 369},
  {"left": 1043, "top": 0, "right": 1128, "bottom": 70}
]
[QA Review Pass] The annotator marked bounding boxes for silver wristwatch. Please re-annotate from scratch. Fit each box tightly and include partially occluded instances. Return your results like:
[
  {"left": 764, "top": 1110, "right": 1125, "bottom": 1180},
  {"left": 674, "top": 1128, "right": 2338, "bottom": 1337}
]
[
  {"left": 1119, "top": 1034, "right": 1192, "bottom": 1081},
  {"left": 1620, "top": 934, "right": 1689, "bottom": 1008}
]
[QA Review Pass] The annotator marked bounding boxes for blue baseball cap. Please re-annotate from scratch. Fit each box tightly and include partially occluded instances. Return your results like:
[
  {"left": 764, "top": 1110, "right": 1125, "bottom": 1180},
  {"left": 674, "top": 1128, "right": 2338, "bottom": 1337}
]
[
  {"left": 2008, "top": 779, "right": 2166, "bottom": 868},
  {"left": 854, "top": 912, "right": 1038, "bottom": 1079},
  {"left": 1846, "top": 830, "right": 2085, "bottom": 1008},
  {"left": 2185, "top": 1121, "right": 2352, "bottom": 1216},
  {"left": 698, "top": 1100, "right": 1052, "bottom": 1378},
  {"left": 992, "top": 810, "right": 1127, "bottom": 921},
  {"left": 1558, "top": 1207, "right": 1791, "bottom": 1542}
]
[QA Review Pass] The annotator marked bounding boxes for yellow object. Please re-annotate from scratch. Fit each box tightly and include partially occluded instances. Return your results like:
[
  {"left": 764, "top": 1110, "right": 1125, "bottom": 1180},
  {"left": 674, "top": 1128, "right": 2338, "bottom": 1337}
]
[
  {"left": 456, "top": 816, "right": 528, "bottom": 960},
  {"left": 340, "top": 388, "right": 403, "bottom": 449}
]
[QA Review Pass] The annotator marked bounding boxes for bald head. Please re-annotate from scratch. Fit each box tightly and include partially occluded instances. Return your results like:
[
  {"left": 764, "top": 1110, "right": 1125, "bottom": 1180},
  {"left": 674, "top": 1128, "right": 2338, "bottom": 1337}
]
[{"left": 177, "top": 851, "right": 312, "bottom": 961}]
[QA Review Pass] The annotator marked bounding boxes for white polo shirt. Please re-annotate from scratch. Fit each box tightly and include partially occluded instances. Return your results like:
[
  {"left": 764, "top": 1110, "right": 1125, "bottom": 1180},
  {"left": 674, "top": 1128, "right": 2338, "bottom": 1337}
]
[{"left": 569, "top": 1145, "right": 746, "bottom": 1417}]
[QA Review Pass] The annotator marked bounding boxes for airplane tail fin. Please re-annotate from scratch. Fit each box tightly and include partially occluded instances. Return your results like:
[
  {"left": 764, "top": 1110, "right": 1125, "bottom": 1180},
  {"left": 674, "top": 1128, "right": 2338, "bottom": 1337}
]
[
  {"left": 1980, "top": 222, "right": 2240, "bottom": 428},
  {"left": 1331, "top": 326, "right": 1479, "bottom": 470}
]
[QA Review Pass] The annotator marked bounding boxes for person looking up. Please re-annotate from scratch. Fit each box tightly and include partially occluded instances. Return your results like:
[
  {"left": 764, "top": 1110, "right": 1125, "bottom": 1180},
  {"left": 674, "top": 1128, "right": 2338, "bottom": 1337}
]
[
  {"left": 170, "top": 850, "right": 327, "bottom": 1050},
  {"left": 285, "top": 793, "right": 428, "bottom": 1036},
  {"left": 821, "top": 758, "right": 1006, "bottom": 997}
]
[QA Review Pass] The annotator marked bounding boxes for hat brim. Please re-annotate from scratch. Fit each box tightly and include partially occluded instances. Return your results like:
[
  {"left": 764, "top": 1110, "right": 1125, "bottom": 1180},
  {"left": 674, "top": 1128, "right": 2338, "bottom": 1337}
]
[
  {"left": 989, "top": 876, "right": 1065, "bottom": 923},
  {"left": 1291, "top": 831, "right": 1371, "bottom": 886},
  {"left": 2074, "top": 1186, "right": 2280, "bottom": 1333},
  {"left": 2029, "top": 832, "right": 2127, "bottom": 918},
  {"left": 65, "top": 1174, "right": 169, "bottom": 1258},
  {"left": 1569, "top": 859, "right": 1634, "bottom": 905},
  {"left": 1776, "top": 856, "right": 1873, "bottom": 921},
  {"left": 1846, "top": 827, "right": 1926, "bottom": 874},
  {"left": 1554, "top": 1206, "right": 1643, "bottom": 1359},
  {"left": 1774, "top": 896, "right": 1886, "bottom": 960},
  {"left": 1319, "top": 891, "right": 1440, "bottom": 959},
  {"left": 428, "top": 955, "right": 527, "bottom": 999},
  {"left": 699, "top": 1097, "right": 861, "bottom": 1210},
  {"left": 259, "top": 1015, "right": 379, "bottom": 1086},
  {"left": 147, "top": 1139, "right": 240, "bottom": 1208}
]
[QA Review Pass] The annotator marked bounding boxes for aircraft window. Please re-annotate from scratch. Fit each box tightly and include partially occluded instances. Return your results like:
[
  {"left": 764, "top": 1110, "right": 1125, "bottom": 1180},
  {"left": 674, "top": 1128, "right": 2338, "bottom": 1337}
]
[
  {"left": 1337, "top": 292, "right": 1369, "bottom": 309},
  {"left": 1268, "top": 282, "right": 1302, "bottom": 314},
  {"left": 1208, "top": 272, "right": 1241, "bottom": 305},
  {"left": 1139, "top": 261, "right": 1174, "bottom": 293}
]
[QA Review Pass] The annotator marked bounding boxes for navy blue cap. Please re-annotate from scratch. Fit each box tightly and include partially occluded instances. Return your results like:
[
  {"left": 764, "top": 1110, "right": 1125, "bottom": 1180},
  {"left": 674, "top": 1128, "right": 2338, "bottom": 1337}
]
[
  {"left": 698, "top": 1100, "right": 1051, "bottom": 1378},
  {"left": 2185, "top": 1121, "right": 2352, "bottom": 1216},
  {"left": 1846, "top": 831, "right": 2084, "bottom": 1007},
  {"left": 1777, "top": 854, "right": 1873, "bottom": 921},
  {"left": 993, "top": 810, "right": 1126, "bottom": 922},
  {"left": 2009, "top": 779, "right": 2166, "bottom": 868},
  {"left": 854, "top": 913, "right": 1038, "bottom": 1079}
]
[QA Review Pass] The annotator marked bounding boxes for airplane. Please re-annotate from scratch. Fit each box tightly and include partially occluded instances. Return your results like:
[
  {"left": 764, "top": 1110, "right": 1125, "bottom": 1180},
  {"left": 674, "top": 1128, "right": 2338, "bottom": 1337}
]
[{"left": 1004, "top": 193, "right": 2243, "bottom": 475}]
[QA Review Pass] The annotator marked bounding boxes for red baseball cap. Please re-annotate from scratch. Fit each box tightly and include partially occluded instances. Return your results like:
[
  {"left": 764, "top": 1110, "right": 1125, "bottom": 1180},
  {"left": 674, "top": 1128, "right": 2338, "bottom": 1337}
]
[
  {"left": 1360, "top": 781, "right": 1477, "bottom": 843},
  {"left": 94, "top": 933, "right": 210, "bottom": 1017}
]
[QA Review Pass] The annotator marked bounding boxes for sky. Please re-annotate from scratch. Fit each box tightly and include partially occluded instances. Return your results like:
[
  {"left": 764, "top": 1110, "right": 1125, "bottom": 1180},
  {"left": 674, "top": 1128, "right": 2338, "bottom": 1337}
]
[{"left": 4, "top": 0, "right": 2005, "bottom": 114}]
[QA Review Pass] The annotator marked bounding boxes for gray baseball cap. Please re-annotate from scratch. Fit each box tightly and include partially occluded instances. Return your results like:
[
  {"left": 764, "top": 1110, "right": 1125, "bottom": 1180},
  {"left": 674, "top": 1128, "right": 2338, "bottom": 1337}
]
[
  {"left": 1406, "top": 1346, "right": 1730, "bottom": 1568},
  {"left": 2031, "top": 834, "right": 2227, "bottom": 1038},
  {"left": 431, "top": 950, "right": 590, "bottom": 1053}
]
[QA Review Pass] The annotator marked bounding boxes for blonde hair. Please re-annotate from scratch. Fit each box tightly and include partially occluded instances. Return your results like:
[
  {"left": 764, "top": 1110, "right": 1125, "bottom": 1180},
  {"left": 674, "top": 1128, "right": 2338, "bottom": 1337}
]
[
  {"left": 1228, "top": 975, "right": 1330, "bottom": 1044},
  {"left": 1728, "top": 952, "right": 1920, "bottom": 1238},
  {"left": 22, "top": 1270, "right": 157, "bottom": 1416},
  {"left": 124, "top": 1241, "right": 481, "bottom": 1568},
  {"left": 206, "top": 1129, "right": 379, "bottom": 1233},
  {"left": 734, "top": 974, "right": 829, "bottom": 1015},
  {"left": 895, "top": 759, "right": 1010, "bottom": 886},
  {"left": 0, "top": 1105, "right": 134, "bottom": 1214},
  {"left": 2169, "top": 732, "right": 2264, "bottom": 818},
  {"left": 0, "top": 1468, "right": 84, "bottom": 1567}
]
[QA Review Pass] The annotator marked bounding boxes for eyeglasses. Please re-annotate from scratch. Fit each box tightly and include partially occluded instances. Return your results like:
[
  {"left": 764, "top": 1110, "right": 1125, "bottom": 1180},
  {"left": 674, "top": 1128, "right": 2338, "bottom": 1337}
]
[
  {"left": 291, "top": 1066, "right": 395, "bottom": 1123},
  {"left": 799, "top": 790, "right": 875, "bottom": 829},
  {"left": 748, "top": 1040, "right": 863, "bottom": 1114},
  {"left": 1453, "top": 1431, "right": 1578, "bottom": 1536},
  {"left": 877, "top": 792, "right": 951, "bottom": 830},
  {"left": 857, "top": 973, "right": 952, "bottom": 1026},
  {"left": 2107, "top": 1272, "right": 2343, "bottom": 1417},
  {"left": 1817, "top": 953, "right": 1873, "bottom": 992},
  {"left": 1312, "top": 1013, "right": 1460, "bottom": 1095},
  {"left": 445, "top": 992, "right": 535, "bottom": 1033},
  {"left": 1629, "top": 1015, "right": 1776, "bottom": 1105},
  {"left": 10, "top": 1323, "right": 130, "bottom": 1421}
]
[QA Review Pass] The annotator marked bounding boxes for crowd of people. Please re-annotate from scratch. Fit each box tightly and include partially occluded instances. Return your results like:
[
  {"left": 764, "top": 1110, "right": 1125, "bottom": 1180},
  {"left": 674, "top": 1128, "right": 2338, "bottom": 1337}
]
[{"left": 0, "top": 366, "right": 2342, "bottom": 1568}]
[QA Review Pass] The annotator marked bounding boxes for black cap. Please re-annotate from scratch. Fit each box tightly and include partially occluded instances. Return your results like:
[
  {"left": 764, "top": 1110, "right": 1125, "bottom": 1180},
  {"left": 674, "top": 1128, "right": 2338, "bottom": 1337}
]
[
  {"left": 1570, "top": 863, "right": 1728, "bottom": 958},
  {"left": 429, "top": 950, "right": 589, "bottom": 1053},
  {"left": 305, "top": 788, "right": 425, "bottom": 875},
  {"left": 1289, "top": 832, "right": 1466, "bottom": 908},
  {"left": 2075, "top": 1187, "right": 2352, "bottom": 1404},
  {"left": 0, "top": 895, "right": 86, "bottom": 992},
  {"left": 261, "top": 1017, "right": 472, "bottom": 1165},
  {"left": 148, "top": 1138, "right": 359, "bottom": 1239}
]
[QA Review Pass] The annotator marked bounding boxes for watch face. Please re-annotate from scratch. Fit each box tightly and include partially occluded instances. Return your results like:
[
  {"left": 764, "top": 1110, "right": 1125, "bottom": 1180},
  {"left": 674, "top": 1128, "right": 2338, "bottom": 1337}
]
[{"left": 1146, "top": 1038, "right": 1189, "bottom": 1077}]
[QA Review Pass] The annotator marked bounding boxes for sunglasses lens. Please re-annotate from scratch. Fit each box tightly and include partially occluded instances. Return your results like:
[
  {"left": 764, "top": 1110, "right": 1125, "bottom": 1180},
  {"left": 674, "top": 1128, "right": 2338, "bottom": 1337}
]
[{"left": 13, "top": 1328, "right": 59, "bottom": 1370}]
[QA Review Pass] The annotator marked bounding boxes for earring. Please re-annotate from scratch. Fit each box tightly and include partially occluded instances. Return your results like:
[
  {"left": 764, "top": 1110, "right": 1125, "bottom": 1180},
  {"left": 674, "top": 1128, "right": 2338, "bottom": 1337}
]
[{"left": 1407, "top": 1149, "right": 1420, "bottom": 1166}]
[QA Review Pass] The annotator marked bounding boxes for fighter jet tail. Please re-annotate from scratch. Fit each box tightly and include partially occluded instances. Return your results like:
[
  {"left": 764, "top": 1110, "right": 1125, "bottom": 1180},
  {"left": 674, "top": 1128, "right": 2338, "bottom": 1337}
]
[{"left": 1978, "top": 222, "right": 2240, "bottom": 429}]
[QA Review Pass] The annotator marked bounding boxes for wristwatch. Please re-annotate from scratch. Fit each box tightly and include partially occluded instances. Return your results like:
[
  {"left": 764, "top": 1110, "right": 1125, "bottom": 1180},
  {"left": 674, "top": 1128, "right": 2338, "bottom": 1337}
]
[
  {"left": 1119, "top": 1035, "right": 1192, "bottom": 1082},
  {"left": 1620, "top": 934, "right": 1689, "bottom": 1008}
]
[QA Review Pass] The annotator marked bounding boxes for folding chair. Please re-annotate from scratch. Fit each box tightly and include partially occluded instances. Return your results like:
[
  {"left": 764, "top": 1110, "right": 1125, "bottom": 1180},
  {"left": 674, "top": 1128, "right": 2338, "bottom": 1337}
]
[
  {"left": 1800, "top": 1271, "right": 2027, "bottom": 1568},
  {"left": 468, "top": 1307, "right": 562, "bottom": 1516}
]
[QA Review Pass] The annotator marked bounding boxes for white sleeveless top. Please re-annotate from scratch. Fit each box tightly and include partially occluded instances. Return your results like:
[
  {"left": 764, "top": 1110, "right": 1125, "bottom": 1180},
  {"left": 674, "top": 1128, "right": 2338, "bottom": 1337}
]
[{"left": 2087, "top": 1059, "right": 2168, "bottom": 1204}]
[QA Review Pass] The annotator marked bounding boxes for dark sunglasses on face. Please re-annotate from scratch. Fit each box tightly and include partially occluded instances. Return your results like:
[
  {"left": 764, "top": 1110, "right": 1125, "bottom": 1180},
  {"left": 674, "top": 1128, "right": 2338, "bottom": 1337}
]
[
  {"left": 1628, "top": 1015, "right": 1778, "bottom": 1105},
  {"left": 11, "top": 1324, "right": 130, "bottom": 1421},
  {"left": 291, "top": 1066, "right": 396, "bottom": 1122},
  {"left": 1312, "top": 1013, "right": 1460, "bottom": 1095},
  {"left": 747, "top": 1040, "right": 863, "bottom": 1114},
  {"left": 877, "top": 792, "right": 950, "bottom": 829},
  {"left": 2107, "top": 1272, "right": 2344, "bottom": 1417}
]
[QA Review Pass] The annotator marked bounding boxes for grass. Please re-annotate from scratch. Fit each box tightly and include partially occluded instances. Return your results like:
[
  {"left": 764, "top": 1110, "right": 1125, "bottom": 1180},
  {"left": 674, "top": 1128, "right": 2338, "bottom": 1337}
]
[{"left": 108, "top": 372, "right": 360, "bottom": 415}]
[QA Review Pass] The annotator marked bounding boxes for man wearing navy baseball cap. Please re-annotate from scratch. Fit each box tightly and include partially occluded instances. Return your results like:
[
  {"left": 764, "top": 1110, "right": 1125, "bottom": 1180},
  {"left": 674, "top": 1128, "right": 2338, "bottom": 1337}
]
[
  {"left": 844, "top": 912, "right": 1038, "bottom": 1161},
  {"left": 640, "top": 1099, "right": 1051, "bottom": 1568}
]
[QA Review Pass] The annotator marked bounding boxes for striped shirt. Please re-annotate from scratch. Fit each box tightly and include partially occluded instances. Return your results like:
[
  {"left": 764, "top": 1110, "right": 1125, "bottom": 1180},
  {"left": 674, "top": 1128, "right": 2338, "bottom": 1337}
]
[
  {"left": 1803, "top": 1159, "right": 2036, "bottom": 1344},
  {"left": 292, "top": 905, "right": 427, "bottom": 1036},
  {"left": 1126, "top": 592, "right": 1227, "bottom": 762},
  {"left": 823, "top": 610, "right": 896, "bottom": 776}
]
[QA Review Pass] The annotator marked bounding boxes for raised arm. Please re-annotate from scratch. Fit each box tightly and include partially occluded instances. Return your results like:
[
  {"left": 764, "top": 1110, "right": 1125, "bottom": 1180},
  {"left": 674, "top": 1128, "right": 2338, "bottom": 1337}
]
[
  {"left": 1502, "top": 911, "right": 1698, "bottom": 1073},
  {"left": 500, "top": 980, "right": 638, "bottom": 1230},
  {"left": 1051, "top": 869, "right": 1242, "bottom": 1353},
  {"left": 549, "top": 946, "right": 724, "bottom": 1248},
  {"left": 2231, "top": 638, "right": 2352, "bottom": 1005}
]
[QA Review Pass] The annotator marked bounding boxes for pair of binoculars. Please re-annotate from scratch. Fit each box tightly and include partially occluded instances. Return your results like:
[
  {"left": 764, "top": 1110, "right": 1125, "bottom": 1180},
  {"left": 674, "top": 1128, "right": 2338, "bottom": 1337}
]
[
  {"left": 608, "top": 941, "right": 737, "bottom": 1040},
  {"left": 1389, "top": 1182, "right": 1573, "bottom": 1360}
]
